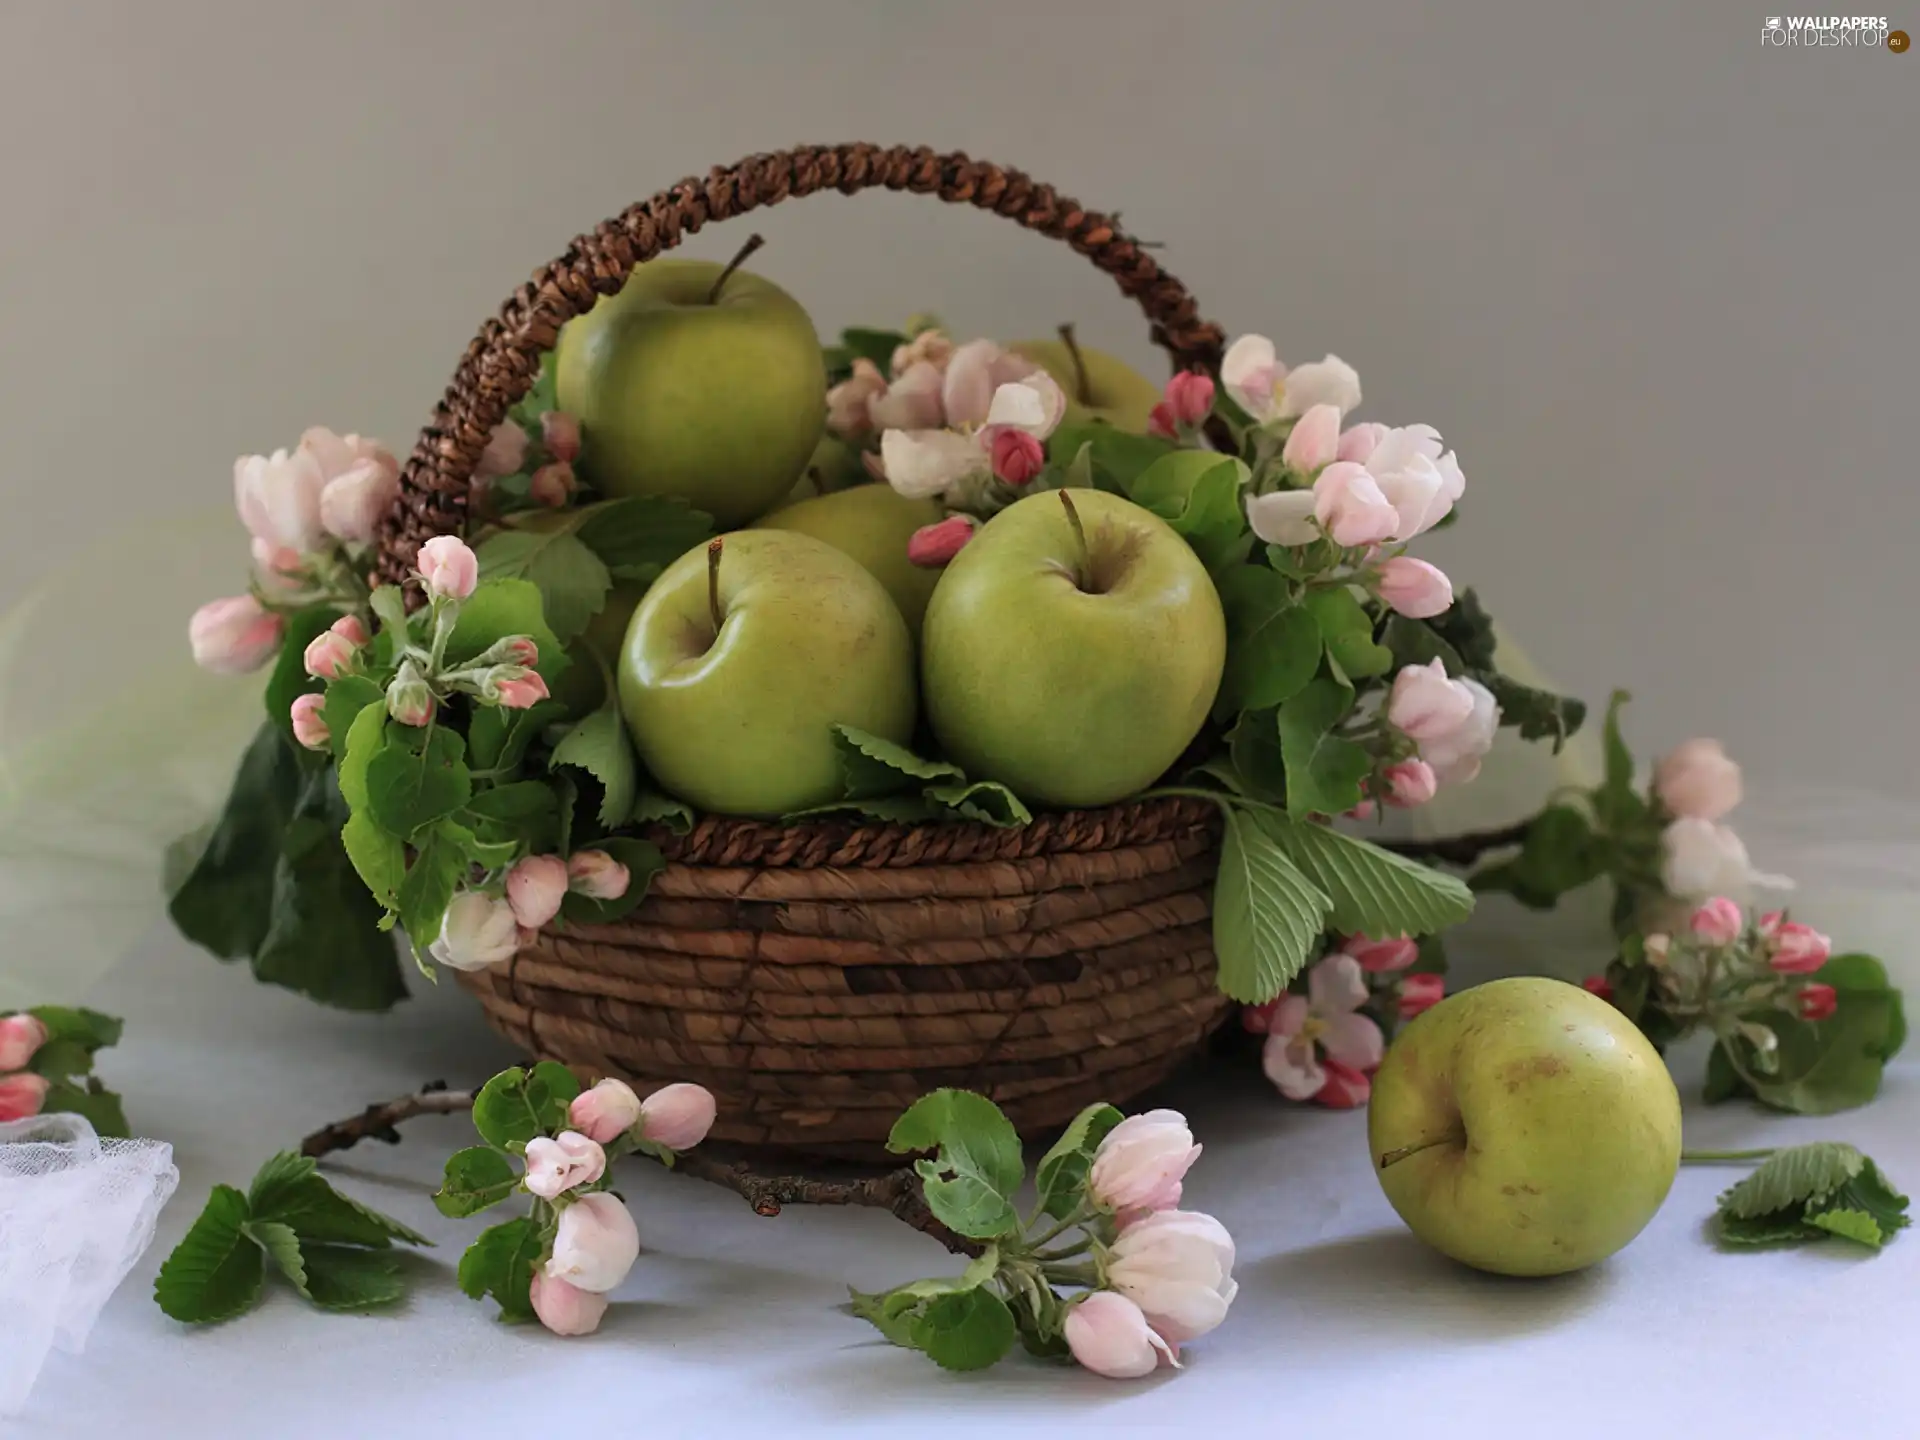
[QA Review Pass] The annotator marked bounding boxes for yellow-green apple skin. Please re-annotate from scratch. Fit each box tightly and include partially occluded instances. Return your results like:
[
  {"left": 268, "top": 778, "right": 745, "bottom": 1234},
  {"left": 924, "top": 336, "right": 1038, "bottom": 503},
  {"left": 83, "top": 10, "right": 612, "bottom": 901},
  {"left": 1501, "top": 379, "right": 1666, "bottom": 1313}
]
[
  {"left": 920, "top": 488, "right": 1225, "bottom": 808},
  {"left": 555, "top": 258, "right": 826, "bottom": 527},
  {"left": 1368, "top": 977, "right": 1682, "bottom": 1277},
  {"left": 553, "top": 581, "right": 651, "bottom": 713},
  {"left": 617, "top": 529, "right": 915, "bottom": 817},
  {"left": 779, "top": 434, "right": 869, "bottom": 507},
  {"left": 1009, "top": 339, "right": 1162, "bottom": 432},
  {"left": 755, "top": 484, "right": 944, "bottom": 634}
]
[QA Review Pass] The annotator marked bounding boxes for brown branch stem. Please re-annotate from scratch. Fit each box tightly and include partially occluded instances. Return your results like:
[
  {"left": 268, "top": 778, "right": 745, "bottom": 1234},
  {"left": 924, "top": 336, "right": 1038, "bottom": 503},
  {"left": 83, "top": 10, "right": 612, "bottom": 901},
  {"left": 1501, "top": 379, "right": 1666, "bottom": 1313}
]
[{"left": 298, "top": 1086, "right": 978, "bottom": 1257}]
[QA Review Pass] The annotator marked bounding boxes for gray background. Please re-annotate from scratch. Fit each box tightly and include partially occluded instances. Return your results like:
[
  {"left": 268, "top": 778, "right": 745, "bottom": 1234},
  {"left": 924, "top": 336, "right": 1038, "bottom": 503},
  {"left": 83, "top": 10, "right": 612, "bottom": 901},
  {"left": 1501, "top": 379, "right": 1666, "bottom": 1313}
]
[{"left": 1, "top": 0, "right": 1913, "bottom": 796}]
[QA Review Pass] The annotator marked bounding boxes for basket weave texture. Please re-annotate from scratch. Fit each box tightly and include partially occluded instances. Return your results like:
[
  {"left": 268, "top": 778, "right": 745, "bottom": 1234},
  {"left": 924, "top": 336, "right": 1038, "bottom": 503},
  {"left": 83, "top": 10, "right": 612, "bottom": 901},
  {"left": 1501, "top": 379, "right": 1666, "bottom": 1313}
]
[{"left": 389, "top": 144, "right": 1236, "bottom": 1153}]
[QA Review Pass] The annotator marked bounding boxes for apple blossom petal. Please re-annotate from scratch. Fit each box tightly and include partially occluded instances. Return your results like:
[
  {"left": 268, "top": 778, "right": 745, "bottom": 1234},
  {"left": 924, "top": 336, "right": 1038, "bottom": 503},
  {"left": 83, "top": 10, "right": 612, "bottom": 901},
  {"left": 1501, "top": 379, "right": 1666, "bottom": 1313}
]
[
  {"left": 1245, "top": 490, "right": 1319, "bottom": 547},
  {"left": 867, "top": 361, "right": 947, "bottom": 432},
  {"left": 1320, "top": 1011, "right": 1385, "bottom": 1071},
  {"left": 1268, "top": 993, "right": 1311, "bottom": 1039},
  {"left": 941, "top": 339, "right": 1005, "bottom": 428},
  {"left": 880, "top": 429, "right": 985, "bottom": 498},
  {"left": 1314, "top": 1059, "right": 1372, "bottom": 1109},
  {"left": 1221, "top": 334, "right": 1283, "bottom": 421},
  {"left": 983, "top": 380, "right": 1046, "bottom": 433},
  {"left": 1278, "top": 355, "right": 1361, "bottom": 419},
  {"left": 1307, "top": 953, "right": 1370, "bottom": 1015},
  {"left": 1261, "top": 1032, "right": 1325, "bottom": 1101}
]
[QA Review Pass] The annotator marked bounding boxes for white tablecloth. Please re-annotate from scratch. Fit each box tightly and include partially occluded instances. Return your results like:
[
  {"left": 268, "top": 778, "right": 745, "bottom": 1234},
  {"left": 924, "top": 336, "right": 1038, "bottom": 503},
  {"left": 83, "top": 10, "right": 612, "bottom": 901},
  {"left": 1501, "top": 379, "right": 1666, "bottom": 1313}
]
[{"left": 12, "top": 885, "right": 1918, "bottom": 1439}]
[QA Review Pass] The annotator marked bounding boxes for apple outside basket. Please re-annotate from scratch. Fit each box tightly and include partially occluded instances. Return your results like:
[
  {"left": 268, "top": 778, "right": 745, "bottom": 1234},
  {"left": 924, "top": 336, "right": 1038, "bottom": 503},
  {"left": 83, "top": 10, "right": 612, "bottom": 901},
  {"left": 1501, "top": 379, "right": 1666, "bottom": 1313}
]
[{"left": 372, "top": 144, "right": 1239, "bottom": 1157}]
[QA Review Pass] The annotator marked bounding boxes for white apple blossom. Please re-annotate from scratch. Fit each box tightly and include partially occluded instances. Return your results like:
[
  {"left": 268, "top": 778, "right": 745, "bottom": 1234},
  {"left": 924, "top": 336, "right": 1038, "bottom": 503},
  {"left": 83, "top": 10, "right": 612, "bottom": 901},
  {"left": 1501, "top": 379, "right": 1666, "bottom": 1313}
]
[
  {"left": 1106, "top": 1210, "right": 1239, "bottom": 1343},
  {"left": 880, "top": 429, "right": 987, "bottom": 497},
  {"left": 1221, "top": 334, "right": 1285, "bottom": 421},
  {"left": 1260, "top": 953, "right": 1385, "bottom": 1102},
  {"left": 1244, "top": 489, "right": 1319, "bottom": 546},
  {"left": 1277, "top": 355, "right": 1361, "bottom": 420}
]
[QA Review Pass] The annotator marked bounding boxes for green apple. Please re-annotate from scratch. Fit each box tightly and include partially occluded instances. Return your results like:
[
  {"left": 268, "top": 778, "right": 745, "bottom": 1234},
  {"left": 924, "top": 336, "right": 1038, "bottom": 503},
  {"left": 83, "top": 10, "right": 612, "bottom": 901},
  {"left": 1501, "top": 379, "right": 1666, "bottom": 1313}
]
[
  {"left": 555, "top": 255, "right": 826, "bottom": 527},
  {"left": 617, "top": 529, "right": 916, "bottom": 816},
  {"left": 778, "top": 433, "right": 870, "bottom": 507},
  {"left": 1368, "top": 977, "right": 1682, "bottom": 1277},
  {"left": 920, "top": 488, "right": 1225, "bottom": 807},
  {"left": 1009, "top": 328, "right": 1161, "bottom": 432},
  {"left": 755, "top": 484, "right": 944, "bottom": 634},
  {"left": 553, "top": 580, "right": 651, "bottom": 713}
]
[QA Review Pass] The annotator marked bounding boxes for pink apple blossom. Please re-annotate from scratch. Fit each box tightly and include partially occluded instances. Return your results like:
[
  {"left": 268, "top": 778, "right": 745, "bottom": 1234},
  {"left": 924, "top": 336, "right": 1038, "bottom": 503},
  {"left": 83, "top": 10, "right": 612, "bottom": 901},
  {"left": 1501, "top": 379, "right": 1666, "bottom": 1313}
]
[
  {"left": 540, "top": 411, "right": 582, "bottom": 464},
  {"left": 0, "top": 1072, "right": 49, "bottom": 1122},
  {"left": 1087, "top": 1109, "right": 1202, "bottom": 1216},
  {"left": 907, "top": 515, "right": 976, "bottom": 567},
  {"left": 489, "top": 667, "right": 551, "bottom": 709},
  {"left": 1660, "top": 818, "right": 1778, "bottom": 897},
  {"left": 330, "top": 614, "right": 369, "bottom": 646},
  {"left": 569, "top": 1078, "right": 643, "bottom": 1145},
  {"left": 1336, "top": 422, "right": 1388, "bottom": 464},
  {"left": 289, "top": 693, "right": 331, "bottom": 751},
  {"left": 1345, "top": 798, "right": 1378, "bottom": 821},
  {"left": 303, "top": 628, "right": 359, "bottom": 680},
  {"left": 1278, "top": 355, "right": 1361, "bottom": 419},
  {"left": 1363, "top": 425, "right": 1462, "bottom": 540},
  {"left": 989, "top": 428, "right": 1045, "bottom": 486},
  {"left": 190, "top": 596, "right": 285, "bottom": 674},
  {"left": 1419, "top": 678, "right": 1498, "bottom": 786},
  {"left": 530, "top": 462, "right": 574, "bottom": 508},
  {"left": 1758, "top": 909, "right": 1785, "bottom": 941},
  {"left": 1387, "top": 660, "right": 1475, "bottom": 741},
  {"left": 567, "top": 850, "right": 629, "bottom": 902},
  {"left": 1654, "top": 738, "right": 1743, "bottom": 822},
  {"left": 638, "top": 1082, "right": 717, "bottom": 1151},
  {"left": 545, "top": 1192, "right": 639, "bottom": 1294},
  {"left": 1381, "top": 759, "right": 1439, "bottom": 808},
  {"left": 475, "top": 420, "right": 530, "bottom": 480},
  {"left": 869, "top": 360, "right": 949, "bottom": 433},
  {"left": 429, "top": 891, "right": 521, "bottom": 971},
  {"left": 506, "top": 854, "right": 568, "bottom": 930},
  {"left": 1282, "top": 403, "right": 1342, "bottom": 473},
  {"left": 826, "top": 358, "right": 890, "bottom": 437},
  {"left": 1341, "top": 934, "right": 1419, "bottom": 973},
  {"left": 0, "top": 1013, "right": 49, "bottom": 1072},
  {"left": 890, "top": 328, "right": 954, "bottom": 378},
  {"left": 1261, "top": 953, "right": 1386, "bottom": 1103},
  {"left": 1689, "top": 897, "right": 1745, "bottom": 946},
  {"left": 1376, "top": 557, "right": 1454, "bottom": 619},
  {"left": 1768, "top": 921, "right": 1832, "bottom": 974},
  {"left": 1797, "top": 983, "right": 1838, "bottom": 1022},
  {"left": 1163, "top": 371, "right": 1216, "bottom": 428},
  {"left": 1106, "top": 1210, "right": 1238, "bottom": 1343},
  {"left": 1312, "top": 462, "right": 1401, "bottom": 547},
  {"left": 1065, "top": 1291, "right": 1178, "bottom": 1379},
  {"left": 1146, "top": 403, "right": 1178, "bottom": 441},
  {"left": 523, "top": 1131, "right": 607, "bottom": 1200},
  {"left": 1314, "top": 1059, "right": 1371, "bottom": 1109},
  {"left": 981, "top": 372, "right": 1066, "bottom": 442},
  {"left": 300, "top": 428, "right": 400, "bottom": 545},
  {"left": 941, "top": 340, "right": 1040, "bottom": 428},
  {"left": 235, "top": 447, "right": 330, "bottom": 557},
  {"left": 529, "top": 1272, "right": 609, "bottom": 1337},
  {"left": 1244, "top": 489, "right": 1319, "bottom": 547},
  {"left": 1398, "top": 973, "right": 1445, "bottom": 1020},
  {"left": 1221, "top": 334, "right": 1285, "bottom": 421},
  {"left": 418, "top": 535, "right": 479, "bottom": 601}
]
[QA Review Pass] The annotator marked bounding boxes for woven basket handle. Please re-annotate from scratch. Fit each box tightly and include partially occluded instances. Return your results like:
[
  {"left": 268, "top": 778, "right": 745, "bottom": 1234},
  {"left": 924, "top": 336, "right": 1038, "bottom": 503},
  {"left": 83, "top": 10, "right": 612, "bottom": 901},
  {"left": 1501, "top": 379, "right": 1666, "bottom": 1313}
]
[{"left": 374, "top": 143, "right": 1228, "bottom": 582}]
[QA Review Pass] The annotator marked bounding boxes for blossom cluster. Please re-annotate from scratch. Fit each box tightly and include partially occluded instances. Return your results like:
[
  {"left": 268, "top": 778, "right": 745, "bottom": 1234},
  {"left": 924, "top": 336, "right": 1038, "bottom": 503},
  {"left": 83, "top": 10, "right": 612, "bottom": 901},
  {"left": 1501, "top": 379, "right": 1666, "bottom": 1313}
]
[
  {"left": 0, "top": 1013, "right": 50, "bottom": 1121},
  {"left": 429, "top": 850, "right": 633, "bottom": 972},
  {"left": 1241, "top": 941, "right": 1445, "bottom": 1107}
]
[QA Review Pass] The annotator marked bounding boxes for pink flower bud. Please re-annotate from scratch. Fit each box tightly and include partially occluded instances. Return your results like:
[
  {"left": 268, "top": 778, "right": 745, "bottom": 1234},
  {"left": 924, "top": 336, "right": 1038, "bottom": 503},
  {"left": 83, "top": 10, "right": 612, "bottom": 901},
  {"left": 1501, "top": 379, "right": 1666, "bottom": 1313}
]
[
  {"left": 417, "top": 535, "right": 479, "bottom": 601},
  {"left": 530, "top": 462, "right": 575, "bottom": 508},
  {"left": 387, "top": 665, "right": 436, "bottom": 727},
  {"left": 989, "top": 428, "right": 1046, "bottom": 486},
  {"left": 540, "top": 411, "right": 582, "bottom": 464},
  {"left": 1581, "top": 975, "right": 1615, "bottom": 1003},
  {"left": 475, "top": 420, "right": 530, "bottom": 481},
  {"left": 545, "top": 1191, "right": 639, "bottom": 1294},
  {"left": 501, "top": 636, "right": 539, "bottom": 668},
  {"left": 1768, "top": 921, "right": 1832, "bottom": 974},
  {"left": 1088, "top": 1109, "right": 1201, "bottom": 1215},
  {"left": 0, "top": 1013, "right": 49, "bottom": 1071},
  {"left": 1344, "top": 799, "right": 1378, "bottom": 821},
  {"left": 189, "top": 596, "right": 285, "bottom": 674},
  {"left": 427, "top": 890, "right": 522, "bottom": 971},
  {"left": 1689, "top": 897, "right": 1744, "bottom": 946},
  {"left": 1758, "top": 909, "right": 1785, "bottom": 940},
  {"left": 569, "top": 1077, "right": 644, "bottom": 1145},
  {"left": 1653, "top": 738, "right": 1743, "bottom": 822},
  {"left": 907, "top": 515, "right": 976, "bottom": 568},
  {"left": 330, "top": 614, "right": 369, "bottom": 646},
  {"left": 1376, "top": 557, "right": 1455, "bottom": 619},
  {"left": 1797, "top": 983, "right": 1838, "bottom": 1022},
  {"left": 567, "top": 850, "right": 629, "bottom": 902},
  {"left": 319, "top": 458, "right": 401, "bottom": 544},
  {"left": 289, "top": 693, "right": 331, "bottom": 751},
  {"left": 1387, "top": 660, "right": 1475, "bottom": 741},
  {"left": 523, "top": 1131, "right": 607, "bottom": 1199},
  {"left": 1146, "top": 402, "right": 1178, "bottom": 441},
  {"left": 1065, "top": 1291, "right": 1178, "bottom": 1379},
  {"left": 1398, "top": 973, "right": 1445, "bottom": 1020},
  {"left": 1336, "top": 421, "right": 1388, "bottom": 464},
  {"left": 1281, "top": 403, "right": 1341, "bottom": 473},
  {"left": 1381, "top": 759, "right": 1439, "bottom": 808},
  {"left": 1239, "top": 999, "right": 1281, "bottom": 1034},
  {"left": 1164, "top": 371, "right": 1216, "bottom": 427},
  {"left": 506, "top": 854, "right": 568, "bottom": 930},
  {"left": 1312, "top": 462, "right": 1401, "bottom": 547},
  {"left": 1341, "top": 934, "right": 1419, "bottom": 973},
  {"left": 490, "top": 667, "right": 551, "bottom": 709},
  {"left": 638, "top": 1082, "right": 717, "bottom": 1151},
  {"left": 0, "top": 1072, "right": 49, "bottom": 1122},
  {"left": 1314, "top": 1058, "right": 1372, "bottom": 1109},
  {"left": 529, "top": 1271, "right": 609, "bottom": 1337},
  {"left": 303, "top": 628, "right": 359, "bottom": 680}
]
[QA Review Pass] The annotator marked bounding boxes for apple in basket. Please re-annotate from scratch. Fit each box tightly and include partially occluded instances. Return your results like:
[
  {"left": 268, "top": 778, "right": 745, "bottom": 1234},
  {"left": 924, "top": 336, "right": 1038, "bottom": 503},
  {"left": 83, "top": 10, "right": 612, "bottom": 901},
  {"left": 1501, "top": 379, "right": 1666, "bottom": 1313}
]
[
  {"left": 919, "top": 488, "right": 1226, "bottom": 808},
  {"left": 1368, "top": 977, "right": 1683, "bottom": 1276},
  {"left": 617, "top": 528, "right": 916, "bottom": 816},
  {"left": 1009, "top": 327, "right": 1162, "bottom": 433},
  {"left": 554, "top": 251, "right": 826, "bottom": 528},
  {"left": 755, "top": 483, "right": 946, "bottom": 635}
]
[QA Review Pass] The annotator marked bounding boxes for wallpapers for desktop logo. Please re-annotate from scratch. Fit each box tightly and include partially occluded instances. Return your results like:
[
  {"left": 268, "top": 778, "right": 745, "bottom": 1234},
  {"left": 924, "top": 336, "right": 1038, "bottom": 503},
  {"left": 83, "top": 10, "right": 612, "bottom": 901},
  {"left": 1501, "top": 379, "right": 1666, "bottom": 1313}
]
[{"left": 1761, "top": 14, "right": 1905, "bottom": 46}]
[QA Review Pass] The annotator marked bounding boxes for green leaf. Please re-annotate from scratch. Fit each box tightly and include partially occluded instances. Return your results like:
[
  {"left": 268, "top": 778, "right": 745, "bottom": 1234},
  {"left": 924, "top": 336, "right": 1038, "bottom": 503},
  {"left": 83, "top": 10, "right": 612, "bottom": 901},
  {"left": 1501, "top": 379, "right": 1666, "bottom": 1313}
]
[
  {"left": 1591, "top": 690, "right": 1645, "bottom": 828},
  {"left": 531, "top": 1058, "right": 582, "bottom": 1111},
  {"left": 1806, "top": 1208, "right": 1885, "bottom": 1247},
  {"left": 1381, "top": 614, "right": 1464, "bottom": 673},
  {"left": 1820, "top": 953, "right": 1906, "bottom": 1060},
  {"left": 322, "top": 675, "right": 386, "bottom": 764},
  {"left": 253, "top": 763, "right": 408, "bottom": 1011},
  {"left": 849, "top": 1285, "right": 931, "bottom": 1349},
  {"left": 1483, "top": 672, "right": 1587, "bottom": 751},
  {"left": 832, "top": 724, "right": 964, "bottom": 800},
  {"left": 1226, "top": 706, "right": 1288, "bottom": 803},
  {"left": 366, "top": 724, "right": 472, "bottom": 837},
  {"left": 1034, "top": 1102, "right": 1123, "bottom": 1220},
  {"left": 435, "top": 1146, "right": 522, "bottom": 1218},
  {"left": 340, "top": 811, "right": 404, "bottom": 911},
  {"left": 264, "top": 608, "right": 338, "bottom": 738},
  {"left": 1301, "top": 586, "right": 1393, "bottom": 680},
  {"left": 369, "top": 585, "right": 411, "bottom": 643},
  {"left": 1424, "top": 587, "right": 1497, "bottom": 669},
  {"left": 1715, "top": 1212, "right": 1820, "bottom": 1246},
  {"left": 1214, "top": 566, "right": 1320, "bottom": 719},
  {"left": 154, "top": 1185, "right": 266, "bottom": 1325},
  {"left": 549, "top": 704, "right": 636, "bottom": 828},
  {"left": 26, "top": 1005, "right": 122, "bottom": 1051},
  {"left": 887, "top": 1089, "right": 1025, "bottom": 1240},
  {"left": 247, "top": 1151, "right": 430, "bottom": 1247},
  {"left": 42, "top": 1078, "right": 129, "bottom": 1138},
  {"left": 556, "top": 836, "right": 663, "bottom": 925},
  {"left": 1737, "top": 999, "right": 1900, "bottom": 1115},
  {"left": 470, "top": 1062, "right": 577, "bottom": 1150},
  {"left": 912, "top": 1288, "right": 1017, "bottom": 1372},
  {"left": 395, "top": 826, "right": 464, "bottom": 956},
  {"left": 1259, "top": 817, "right": 1466, "bottom": 952},
  {"left": 785, "top": 795, "right": 941, "bottom": 825},
  {"left": 468, "top": 699, "right": 567, "bottom": 773},
  {"left": 445, "top": 576, "right": 569, "bottom": 684},
  {"left": 1046, "top": 423, "right": 1174, "bottom": 491},
  {"left": 574, "top": 496, "right": 715, "bottom": 584},
  {"left": 1470, "top": 804, "right": 1603, "bottom": 909},
  {"left": 244, "top": 1219, "right": 308, "bottom": 1292},
  {"left": 1703, "top": 1039, "right": 1745, "bottom": 1103},
  {"left": 336, "top": 699, "right": 388, "bottom": 812},
  {"left": 1211, "top": 805, "right": 1332, "bottom": 1003},
  {"left": 631, "top": 789, "right": 695, "bottom": 833},
  {"left": 168, "top": 723, "right": 303, "bottom": 960},
  {"left": 1818, "top": 1157, "right": 1910, "bottom": 1238},
  {"left": 1126, "top": 451, "right": 1253, "bottom": 572},
  {"left": 1276, "top": 678, "right": 1370, "bottom": 818},
  {"left": 476, "top": 525, "right": 612, "bottom": 644},
  {"left": 922, "top": 780, "right": 1032, "bottom": 828},
  {"left": 438, "top": 818, "right": 522, "bottom": 872},
  {"left": 457, "top": 1216, "right": 543, "bottom": 1323},
  {"left": 1718, "top": 1142, "right": 1864, "bottom": 1219},
  {"left": 296, "top": 1245, "right": 408, "bottom": 1311}
]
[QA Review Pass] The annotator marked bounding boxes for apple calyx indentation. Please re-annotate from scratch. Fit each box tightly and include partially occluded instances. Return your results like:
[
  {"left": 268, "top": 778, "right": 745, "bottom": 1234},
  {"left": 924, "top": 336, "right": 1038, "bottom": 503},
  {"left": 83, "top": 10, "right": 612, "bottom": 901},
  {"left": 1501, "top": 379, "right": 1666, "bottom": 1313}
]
[
  {"left": 707, "top": 233, "right": 767, "bottom": 305},
  {"left": 1056, "top": 321, "right": 1094, "bottom": 406}
]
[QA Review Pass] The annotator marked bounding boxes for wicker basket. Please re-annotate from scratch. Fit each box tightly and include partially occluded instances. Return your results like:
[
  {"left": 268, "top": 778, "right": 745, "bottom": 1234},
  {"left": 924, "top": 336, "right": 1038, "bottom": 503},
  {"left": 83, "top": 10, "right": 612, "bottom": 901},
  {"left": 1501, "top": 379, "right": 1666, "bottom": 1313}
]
[{"left": 374, "top": 144, "right": 1237, "bottom": 1155}]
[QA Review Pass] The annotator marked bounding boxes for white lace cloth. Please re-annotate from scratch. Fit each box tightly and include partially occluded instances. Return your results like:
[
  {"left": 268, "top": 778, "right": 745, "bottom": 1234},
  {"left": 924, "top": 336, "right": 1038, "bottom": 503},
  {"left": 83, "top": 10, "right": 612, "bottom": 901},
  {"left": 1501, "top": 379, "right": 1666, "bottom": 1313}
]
[{"left": 0, "top": 1113, "right": 178, "bottom": 1417}]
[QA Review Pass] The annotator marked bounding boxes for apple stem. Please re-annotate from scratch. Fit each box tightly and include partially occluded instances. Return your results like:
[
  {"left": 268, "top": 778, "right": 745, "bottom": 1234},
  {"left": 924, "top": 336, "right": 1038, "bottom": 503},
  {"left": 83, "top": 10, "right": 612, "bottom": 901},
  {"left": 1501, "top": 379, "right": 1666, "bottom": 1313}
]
[
  {"left": 1056, "top": 322, "right": 1094, "bottom": 406},
  {"left": 1680, "top": 1148, "right": 1777, "bottom": 1164},
  {"left": 1376, "top": 1134, "right": 1461, "bottom": 1171},
  {"left": 708, "top": 233, "right": 767, "bottom": 303},
  {"left": 706, "top": 537, "right": 725, "bottom": 633},
  {"left": 1057, "top": 489, "right": 1091, "bottom": 590}
]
